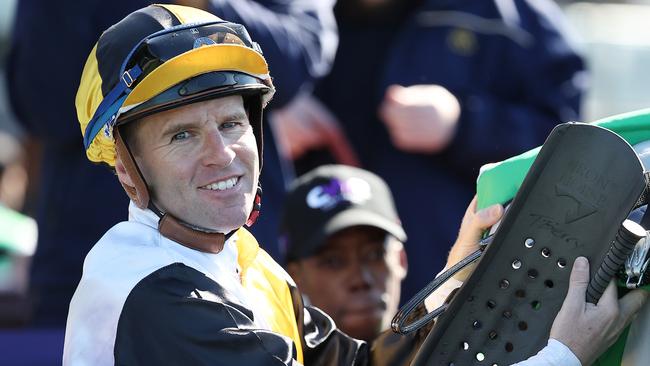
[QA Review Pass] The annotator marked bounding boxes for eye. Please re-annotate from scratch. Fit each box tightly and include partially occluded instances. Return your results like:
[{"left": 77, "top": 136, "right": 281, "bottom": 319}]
[
  {"left": 362, "top": 247, "right": 386, "bottom": 263},
  {"left": 317, "top": 254, "right": 346, "bottom": 270},
  {"left": 171, "top": 131, "right": 191, "bottom": 142},
  {"left": 220, "top": 121, "right": 242, "bottom": 130}
]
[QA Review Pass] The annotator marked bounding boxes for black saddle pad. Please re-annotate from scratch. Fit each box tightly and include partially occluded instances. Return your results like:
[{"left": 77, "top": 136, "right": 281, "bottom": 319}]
[{"left": 413, "top": 123, "right": 646, "bottom": 365}]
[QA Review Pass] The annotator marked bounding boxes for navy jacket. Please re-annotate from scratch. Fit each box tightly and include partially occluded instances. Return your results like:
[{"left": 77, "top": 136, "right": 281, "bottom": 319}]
[
  {"left": 313, "top": 0, "right": 586, "bottom": 301},
  {"left": 6, "top": 0, "right": 336, "bottom": 325}
]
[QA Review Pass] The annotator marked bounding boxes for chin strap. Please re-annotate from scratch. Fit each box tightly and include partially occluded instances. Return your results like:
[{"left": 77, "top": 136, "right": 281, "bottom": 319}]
[{"left": 158, "top": 212, "right": 225, "bottom": 253}]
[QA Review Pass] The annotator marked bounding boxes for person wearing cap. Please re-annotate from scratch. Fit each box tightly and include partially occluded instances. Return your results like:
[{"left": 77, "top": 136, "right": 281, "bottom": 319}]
[
  {"left": 281, "top": 165, "right": 408, "bottom": 343},
  {"left": 63, "top": 4, "right": 645, "bottom": 366}
]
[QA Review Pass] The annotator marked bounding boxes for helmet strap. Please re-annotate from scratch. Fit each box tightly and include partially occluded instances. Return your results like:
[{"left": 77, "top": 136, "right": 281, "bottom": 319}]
[
  {"left": 114, "top": 128, "right": 149, "bottom": 208},
  {"left": 246, "top": 185, "right": 263, "bottom": 227}
]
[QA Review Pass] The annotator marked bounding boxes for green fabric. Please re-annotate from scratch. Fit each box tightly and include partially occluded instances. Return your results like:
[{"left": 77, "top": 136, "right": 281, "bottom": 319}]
[
  {"left": 475, "top": 108, "right": 650, "bottom": 365},
  {"left": 0, "top": 205, "right": 37, "bottom": 256},
  {"left": 477, "top": 108, "right": 650, "bottom": 210},
  {"left": 592, "top": 326, "right": 630, "bottom": 366}
]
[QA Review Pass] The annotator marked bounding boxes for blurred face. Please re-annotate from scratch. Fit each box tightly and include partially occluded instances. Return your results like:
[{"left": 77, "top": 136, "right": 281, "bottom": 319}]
[
  {"left": 126, "top": 95, "right": 259, "bottom": 232},
  {"left": 288, "top": 226, "right": 406, "bottom": 342}
]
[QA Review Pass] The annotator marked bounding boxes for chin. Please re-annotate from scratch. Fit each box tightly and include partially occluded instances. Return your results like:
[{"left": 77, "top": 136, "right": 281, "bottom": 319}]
[
  {"left": 183, "top": 208, "right": 248, "bottom": 234},
  {"left": 341, "top": 317, "right": 382, "bottom": 342},
  {"left": 344, "top": 325, "right": 380, "bottom": 343},
  {"left": 204, "top": 218, "right": 247, "bottom": 234}
]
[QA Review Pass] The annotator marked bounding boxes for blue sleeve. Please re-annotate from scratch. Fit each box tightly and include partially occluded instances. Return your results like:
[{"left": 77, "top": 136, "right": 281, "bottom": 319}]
[
  {"left": 208, "top": 0, "right": 338, "bottom": 108},
  {"left": 444, "top": 0, "right": 586, "bottom": 176}
]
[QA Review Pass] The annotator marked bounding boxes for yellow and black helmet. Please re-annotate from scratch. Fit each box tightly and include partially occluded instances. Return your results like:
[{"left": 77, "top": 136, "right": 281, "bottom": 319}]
[{"left": 76, "top": 4, "right": 274, "bottom": 167}]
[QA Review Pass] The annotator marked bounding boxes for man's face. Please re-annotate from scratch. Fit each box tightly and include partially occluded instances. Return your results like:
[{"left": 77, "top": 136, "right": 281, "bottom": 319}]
[
  {"left": 127, "top": 95, "right": 259, "bottom": 232},
  {"left": 288, "top": 226, "right": 406, "bottom": 342}
]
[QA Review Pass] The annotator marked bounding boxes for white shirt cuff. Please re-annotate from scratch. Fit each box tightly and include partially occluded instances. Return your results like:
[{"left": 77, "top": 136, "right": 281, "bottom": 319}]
[
  {"left": 510, "top": 339, "right": 581, "bottom": 366},
  {"left": 424, "top": 271, "right": 463, "bottom": 312}
]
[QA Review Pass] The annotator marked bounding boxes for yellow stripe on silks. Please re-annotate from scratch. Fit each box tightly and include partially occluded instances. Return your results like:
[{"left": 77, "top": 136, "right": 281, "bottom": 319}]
[
  {"left": 155, "top": 3, "right": 217, "bottom": 23},
  {"left": 123, "top": 44, "right": 269, "bottom": 107},
  {"left": 75, "top": 43, "right": 118, "bottom": 166},
  {"left": 236, "top": 228, "right": 304, "bottom": 364}
]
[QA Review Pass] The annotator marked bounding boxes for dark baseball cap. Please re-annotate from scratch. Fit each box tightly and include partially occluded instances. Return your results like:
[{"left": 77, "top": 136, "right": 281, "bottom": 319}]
[{"left": 280, "top": 165, "right": 407, "bottom": 262}]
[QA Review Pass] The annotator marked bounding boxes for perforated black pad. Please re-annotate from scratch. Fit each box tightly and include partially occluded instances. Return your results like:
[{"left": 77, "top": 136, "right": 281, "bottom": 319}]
[{"left": 413, "top": 123, "right": 646, "bottom": 366}]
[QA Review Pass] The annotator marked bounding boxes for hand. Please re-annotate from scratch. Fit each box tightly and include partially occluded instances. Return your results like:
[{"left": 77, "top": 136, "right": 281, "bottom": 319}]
[
  {"left": 445, "top": 196, "right": 503, "bottom": 280},
  {"left": 269, "top": 93, "right": 360, "bottom": 166},
  {"left": 550, "top": 257, "right": 649, "bottom": 366},
  {"left": 379, "top": 84, "right": 461, "bottom": 154}
]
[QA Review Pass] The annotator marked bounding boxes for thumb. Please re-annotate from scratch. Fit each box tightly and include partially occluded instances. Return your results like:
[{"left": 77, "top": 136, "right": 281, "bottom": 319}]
[
  {"left": 384, "top": 84, "right": 405, "bottom": 100},
  {"left": 565, "top": 257, "right": 590, "bottom": 305},
  {"left": 474, "top": 204, "right": 504, "bottom": 229},
  {"left": 456, "top": 201, "right": 503, "bottom": 245}
]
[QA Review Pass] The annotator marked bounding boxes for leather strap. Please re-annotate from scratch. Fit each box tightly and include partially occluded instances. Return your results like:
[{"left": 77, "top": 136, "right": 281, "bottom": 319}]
[
  {"left": 114, "top": 128, "right": 149, "bottom": 209},
  {"left": 158, "top": 214, "right": 225, "bottom": 254}
]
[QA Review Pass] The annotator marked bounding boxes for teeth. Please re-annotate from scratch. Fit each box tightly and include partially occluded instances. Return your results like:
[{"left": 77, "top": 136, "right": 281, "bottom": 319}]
[{"left": 202, "top": 177, "right": 238, "bottom": 191}]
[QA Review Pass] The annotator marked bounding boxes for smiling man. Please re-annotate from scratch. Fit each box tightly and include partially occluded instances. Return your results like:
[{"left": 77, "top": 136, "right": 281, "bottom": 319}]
[{"left": 63, "top": 5, "right": 321, "bottom": 364}]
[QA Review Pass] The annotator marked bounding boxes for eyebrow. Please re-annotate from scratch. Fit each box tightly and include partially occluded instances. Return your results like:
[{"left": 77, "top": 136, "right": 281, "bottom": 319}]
[
  {"left": 160, "top": 121, "right": 200, "bottom": 139},
  {"left": 159, "top": 112, "right": 248, "bottom": 137},
  {"left": 220, "top": 111, "right": 248, "bottom": 122}
]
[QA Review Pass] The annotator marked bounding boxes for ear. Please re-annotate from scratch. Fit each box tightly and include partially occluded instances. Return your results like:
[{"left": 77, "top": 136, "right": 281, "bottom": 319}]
[
  {"left": 398, "top": 245, "right": 408, "bottom": 279},
  {"left": 114, "top": 149, "right": 147, "bottom": 208},
  {"left": 115, "top": 152, "right": 136, "bottom": 189},
  {"left": 387, "top": 238, "right": 408, "bottom": 280},
  {"left": 113, "top": 127, "right": 150, "bottom": 208}
]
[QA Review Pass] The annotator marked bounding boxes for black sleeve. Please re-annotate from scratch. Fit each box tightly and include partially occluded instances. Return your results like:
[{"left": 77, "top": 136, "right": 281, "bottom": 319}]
[
  {"left": 301, "top": 306, "right": 369, "bottom": 366},
  {"left": 114, "top": 263, "right": 299, "bottom": 366}
]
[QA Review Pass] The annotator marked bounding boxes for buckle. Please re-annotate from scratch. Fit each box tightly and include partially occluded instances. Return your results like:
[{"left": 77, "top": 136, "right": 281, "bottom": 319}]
[
  {"left": 625, "top": 234, "right": 650, "bottom": 288},
  {"left": 121, "top": 70, "right": 136, "bottom": 88}
]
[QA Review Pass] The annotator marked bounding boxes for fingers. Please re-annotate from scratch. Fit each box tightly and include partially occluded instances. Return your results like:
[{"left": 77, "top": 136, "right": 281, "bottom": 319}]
[
  {"left": 456, "top": 202, "right": 503, "bottom": 245},
  {"left": 383, "top": 84, "right": 405, "bottom": 103},
  {"left": 564, "top": 257, "right": 589, "bottom": 307},
  {"left": 474, "top": 204, "right": 503, "bottom": 230},
  {"left": 378, "top": 85, "right": 406, "bottom": 128},
  {"left": 446, "top": 201, "right": 502, "bottom": 269}
]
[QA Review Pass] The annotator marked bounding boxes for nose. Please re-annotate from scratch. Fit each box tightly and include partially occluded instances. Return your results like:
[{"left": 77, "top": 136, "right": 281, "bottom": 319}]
[
  {"left": 201, "top": 131, "right": 236, "bottom": 167},
  {"left": 348, "top": 263, "right": 374, "bottom": 292}
]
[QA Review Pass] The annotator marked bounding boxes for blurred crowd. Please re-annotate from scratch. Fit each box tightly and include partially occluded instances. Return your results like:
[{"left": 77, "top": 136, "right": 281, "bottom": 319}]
[{"left": 0, "top": 0, "right": 647, "bottom": 363}]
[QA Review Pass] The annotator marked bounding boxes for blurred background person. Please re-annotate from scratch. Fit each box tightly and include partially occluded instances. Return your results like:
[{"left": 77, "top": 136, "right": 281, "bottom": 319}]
[
  {"left": 280, "top": 165, "right": 408, "bottom": 342},
  {"left": 272, "top": 0, "right": 588, "bottom": 302},
  {"left": 5, "top": 0, "right": 337, "bottom": 328}
]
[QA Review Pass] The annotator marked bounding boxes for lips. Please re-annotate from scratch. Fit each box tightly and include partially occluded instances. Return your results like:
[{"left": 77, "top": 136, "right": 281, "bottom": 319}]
[{"left": 343, "top": 297, "right": 386, "bottom": 315}]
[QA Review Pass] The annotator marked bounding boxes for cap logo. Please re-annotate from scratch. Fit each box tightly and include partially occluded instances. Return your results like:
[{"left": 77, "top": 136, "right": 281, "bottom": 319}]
[{"left": 306, "top": 177, "right": 371, "bottom": 210}]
